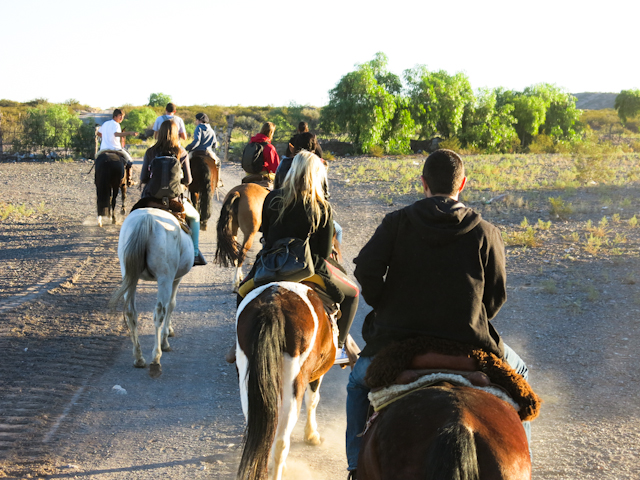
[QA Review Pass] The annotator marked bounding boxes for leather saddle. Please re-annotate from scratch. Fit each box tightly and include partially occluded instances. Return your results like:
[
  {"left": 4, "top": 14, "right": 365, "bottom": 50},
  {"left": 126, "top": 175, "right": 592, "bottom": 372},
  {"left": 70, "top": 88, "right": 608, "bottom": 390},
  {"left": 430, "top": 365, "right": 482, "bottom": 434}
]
[{"left": 130, "top": 197, "right": 191, "bottom": 235}]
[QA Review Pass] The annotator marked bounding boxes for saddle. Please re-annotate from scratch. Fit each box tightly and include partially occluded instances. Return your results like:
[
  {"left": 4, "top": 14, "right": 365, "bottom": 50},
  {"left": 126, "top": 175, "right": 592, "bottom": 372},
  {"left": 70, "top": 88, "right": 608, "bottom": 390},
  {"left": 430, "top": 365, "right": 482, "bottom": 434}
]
[
  {"left": 130, "top": 197, "right": 191, "bottom": 235},
  {"left": 365, "top": 336, "right": 542, "bottom": 422},
  {"left": 241, "top": 172, "right": 274, "bottom": 190}
]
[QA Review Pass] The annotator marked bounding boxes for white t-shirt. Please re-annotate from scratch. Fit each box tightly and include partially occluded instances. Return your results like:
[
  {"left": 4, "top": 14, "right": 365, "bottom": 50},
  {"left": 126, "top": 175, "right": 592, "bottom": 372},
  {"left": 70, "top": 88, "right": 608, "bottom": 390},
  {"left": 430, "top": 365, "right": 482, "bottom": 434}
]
[
  {"left": 99, "top": 119, "right": 122, "bottom": 150},
  {"left": 153, "top": 114, "right": 186, "bottom": 134}
]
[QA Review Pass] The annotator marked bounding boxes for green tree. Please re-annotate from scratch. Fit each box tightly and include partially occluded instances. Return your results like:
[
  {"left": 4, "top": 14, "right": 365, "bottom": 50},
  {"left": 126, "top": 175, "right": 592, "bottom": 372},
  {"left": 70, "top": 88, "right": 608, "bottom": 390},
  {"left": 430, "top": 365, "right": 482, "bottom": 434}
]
[
  {"left": 121, "top": 107, "right": 157, "bottom": 134},
  {"left": 614, "top": 89, "right": 640, "bottom": 126},
  {"left": 21, "top": 104, "right": 81, "bottom": 152},
  {"left": 321, "top": 53, "right": 399, "bottom": 152},
  {"left": 460, "top": 88, "right": 519, "bottom": 153},
  {"left": 527, "top": 84, "right": 580, "bottom": 139},
  {"left": 404, "top": 67, "right": 475, "bottom": 139},
  {"left": 148, "top": 92, "right": 172, "bottom": 107}
]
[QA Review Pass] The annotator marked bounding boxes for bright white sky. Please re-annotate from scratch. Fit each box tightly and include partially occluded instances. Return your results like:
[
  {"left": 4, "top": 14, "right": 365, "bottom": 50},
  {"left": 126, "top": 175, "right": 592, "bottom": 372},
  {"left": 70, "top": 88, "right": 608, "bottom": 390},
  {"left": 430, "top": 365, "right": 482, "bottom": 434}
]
[{"left": 2, "top": 0, "right": 638, "bottom": 110}]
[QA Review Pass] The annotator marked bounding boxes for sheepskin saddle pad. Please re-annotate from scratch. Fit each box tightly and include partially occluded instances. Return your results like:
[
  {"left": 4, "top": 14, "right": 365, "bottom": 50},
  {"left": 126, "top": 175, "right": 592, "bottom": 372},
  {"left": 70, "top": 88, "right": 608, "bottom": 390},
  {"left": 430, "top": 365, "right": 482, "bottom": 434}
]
[{"left": 365, "top": 336, "right": 541, "bottom": 422}]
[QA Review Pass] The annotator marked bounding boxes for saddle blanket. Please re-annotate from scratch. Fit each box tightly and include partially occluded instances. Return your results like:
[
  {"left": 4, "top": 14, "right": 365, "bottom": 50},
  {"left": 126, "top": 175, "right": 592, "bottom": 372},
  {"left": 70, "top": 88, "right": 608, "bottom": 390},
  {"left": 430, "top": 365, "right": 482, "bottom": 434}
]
[{"left": 368, "top": 372, "right": 520, "bottom": 413}]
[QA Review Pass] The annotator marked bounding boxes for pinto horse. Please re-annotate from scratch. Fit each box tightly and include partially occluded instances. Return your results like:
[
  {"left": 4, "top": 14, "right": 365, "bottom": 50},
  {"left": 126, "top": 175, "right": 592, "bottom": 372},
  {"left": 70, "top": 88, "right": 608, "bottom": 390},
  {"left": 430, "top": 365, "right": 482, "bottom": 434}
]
[
  {"left": 357, "top": 384, "right": 531, "bottom": 480},
  {"left": 109, "top": 207, "right": 194, "bottom": 377},
  {"left": 95, "top": 151, "right": 132, "bottom": 227},
  {"left": 188, "top": 151, "right": 219, "bottom": 231},
  {"left": 236, "top": 282, "right": 336, "bottom": 480},
  {"left": 215, "top": 183, "right": 269, "bottom": 291}
]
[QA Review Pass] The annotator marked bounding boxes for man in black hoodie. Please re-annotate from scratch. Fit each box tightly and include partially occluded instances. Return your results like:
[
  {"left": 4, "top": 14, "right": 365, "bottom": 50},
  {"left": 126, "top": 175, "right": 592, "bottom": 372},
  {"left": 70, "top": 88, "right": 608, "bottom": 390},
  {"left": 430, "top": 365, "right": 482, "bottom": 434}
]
[{"left": 344, "top": 149, "right": 529, "bottom": 479}]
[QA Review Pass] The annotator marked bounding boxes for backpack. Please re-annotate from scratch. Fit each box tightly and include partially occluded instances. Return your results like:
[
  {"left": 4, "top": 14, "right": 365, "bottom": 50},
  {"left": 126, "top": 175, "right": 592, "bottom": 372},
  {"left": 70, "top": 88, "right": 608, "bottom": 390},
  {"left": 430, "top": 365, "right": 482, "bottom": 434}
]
[
  {"left": 241, "top": 141, "right": 268, "bottom": 174},
  {"left": 147, "top": 155, "right": 183, "bottom": 201}
]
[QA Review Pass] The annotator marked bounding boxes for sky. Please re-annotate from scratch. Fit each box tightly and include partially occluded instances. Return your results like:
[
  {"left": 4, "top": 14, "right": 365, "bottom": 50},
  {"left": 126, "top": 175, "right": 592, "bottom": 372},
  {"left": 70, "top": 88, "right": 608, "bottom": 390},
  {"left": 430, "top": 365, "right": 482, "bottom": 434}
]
[{"left": 2, "top": 0, "right": 639, "bottom": 110}]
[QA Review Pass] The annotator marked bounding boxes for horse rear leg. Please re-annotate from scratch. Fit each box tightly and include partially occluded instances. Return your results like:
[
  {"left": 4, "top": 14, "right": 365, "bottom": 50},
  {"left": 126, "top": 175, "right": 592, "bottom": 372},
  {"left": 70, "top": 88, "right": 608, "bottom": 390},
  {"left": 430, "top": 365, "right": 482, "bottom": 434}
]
[
  {"left": 120, "top": 182, "right": 127, "bottom": 215},
  {"left": 232, "top": 231, "right": 256, "bottom": 291},
  {"left": 270, "top": 357, "right": 304, "bottom": 480},
  {"left": 162, "top": 278, "right": 182, "bottom": 344},
  {"left": 303, "top": 377, "right": 324, "bottom": 445},
  {"left": 123, "top": 290, "right": 146, "bottom": 368},
  {"left": 111, "top": 186, "right": 118, "bottom": 224},
  {"left": 150, "top": 279, "right": 173, "bottom": 377}
]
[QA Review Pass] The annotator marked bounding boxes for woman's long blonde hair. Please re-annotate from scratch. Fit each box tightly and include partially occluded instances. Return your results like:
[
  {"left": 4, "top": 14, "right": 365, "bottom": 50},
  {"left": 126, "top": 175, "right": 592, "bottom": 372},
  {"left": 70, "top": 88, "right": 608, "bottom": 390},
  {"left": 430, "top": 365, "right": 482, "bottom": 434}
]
[{"left": 275, "top": 151, "right": 330, "bottom": 232}]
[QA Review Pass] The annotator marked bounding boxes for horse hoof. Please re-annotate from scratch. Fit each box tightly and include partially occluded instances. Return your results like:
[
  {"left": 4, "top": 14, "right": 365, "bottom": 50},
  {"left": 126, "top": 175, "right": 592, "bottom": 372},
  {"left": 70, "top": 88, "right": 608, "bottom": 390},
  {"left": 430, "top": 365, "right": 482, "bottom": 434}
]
[
  {"left": 304, "top": 433, "right": 322, "bottom": 446},
  {"left": 149, "top": 363, "right": 162, "bottom": 378},
  {"left": 201, "top": 224, "right": 207, "bottom": 231},
  {"left": 168, "top": 327, "right": 175, "bottom": 337},
  {"left": 112, "top": 217, "right": 116, "bottom": 225},
  {"left": 161, "top": 345, "right": 172, "bottom": 352},
  {"left": 134, "top": 359, "right": 146, "bottom": 368}
]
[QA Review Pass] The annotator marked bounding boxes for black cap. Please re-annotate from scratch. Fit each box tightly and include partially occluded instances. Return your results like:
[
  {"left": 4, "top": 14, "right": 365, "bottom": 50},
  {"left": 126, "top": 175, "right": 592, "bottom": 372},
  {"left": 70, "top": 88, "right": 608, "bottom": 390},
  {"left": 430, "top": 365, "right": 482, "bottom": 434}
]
[{"left": 195, "top": 113, "right": 209, "bottom": 123}]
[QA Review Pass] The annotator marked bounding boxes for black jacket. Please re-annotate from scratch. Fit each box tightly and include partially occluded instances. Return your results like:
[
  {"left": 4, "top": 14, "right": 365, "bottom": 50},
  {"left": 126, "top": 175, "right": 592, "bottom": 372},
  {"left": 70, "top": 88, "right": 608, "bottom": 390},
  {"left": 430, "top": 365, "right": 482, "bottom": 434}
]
[
  {"left": 261, "top": 189, "right": 343, "bottom": 303},
  {"left": 354, "top": 196, "right": 506, "bottom": 358}
]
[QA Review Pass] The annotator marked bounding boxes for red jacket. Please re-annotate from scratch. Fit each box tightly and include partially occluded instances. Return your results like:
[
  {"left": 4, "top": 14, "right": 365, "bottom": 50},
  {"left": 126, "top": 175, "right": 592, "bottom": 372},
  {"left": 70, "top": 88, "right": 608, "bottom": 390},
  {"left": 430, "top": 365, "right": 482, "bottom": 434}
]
[{"left": 250, "top": 133, "right": 279, "bottom": 173}]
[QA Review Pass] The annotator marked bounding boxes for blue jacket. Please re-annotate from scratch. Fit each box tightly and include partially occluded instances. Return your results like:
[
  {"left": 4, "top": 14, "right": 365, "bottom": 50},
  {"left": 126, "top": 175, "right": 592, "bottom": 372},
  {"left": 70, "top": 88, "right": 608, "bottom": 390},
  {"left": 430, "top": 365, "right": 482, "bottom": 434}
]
[{"left": 186, "top": 124, "right": 217, "bottom": 152}]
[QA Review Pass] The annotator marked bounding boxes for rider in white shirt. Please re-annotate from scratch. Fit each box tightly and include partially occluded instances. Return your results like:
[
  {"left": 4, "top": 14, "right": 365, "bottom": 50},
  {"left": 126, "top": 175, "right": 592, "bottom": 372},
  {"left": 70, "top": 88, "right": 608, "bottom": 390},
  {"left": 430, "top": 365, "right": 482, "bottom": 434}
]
[{"left": 97, "top": 109, "right": 137, "bottom": 164}]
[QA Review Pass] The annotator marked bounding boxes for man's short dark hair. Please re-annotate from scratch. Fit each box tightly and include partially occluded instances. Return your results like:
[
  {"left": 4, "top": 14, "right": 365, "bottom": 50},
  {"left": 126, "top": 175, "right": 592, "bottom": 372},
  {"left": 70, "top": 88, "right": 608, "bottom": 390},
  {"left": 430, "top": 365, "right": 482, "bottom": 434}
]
[
  {"left": 113, "top": 108, "right": 123, "bottom": 118},
  {"left": 298, "top": 121, "right": 309, "bottom": 133},
  {"left": 293, "top": 132, "right": 317, "bottom": 153},
  {"left": 422, "top": 149, "right": 465, "bottom": 196},
  {"left": 166, "top": 103, "right": 176, "bottom": 113}
]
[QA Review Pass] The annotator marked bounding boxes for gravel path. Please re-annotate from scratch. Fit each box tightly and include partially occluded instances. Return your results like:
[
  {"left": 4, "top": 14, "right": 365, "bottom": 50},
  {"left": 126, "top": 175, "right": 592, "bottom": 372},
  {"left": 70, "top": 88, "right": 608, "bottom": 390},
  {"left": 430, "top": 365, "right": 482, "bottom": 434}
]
[{"left": 1, "top": 157, "right": 639, "bottom": 479}]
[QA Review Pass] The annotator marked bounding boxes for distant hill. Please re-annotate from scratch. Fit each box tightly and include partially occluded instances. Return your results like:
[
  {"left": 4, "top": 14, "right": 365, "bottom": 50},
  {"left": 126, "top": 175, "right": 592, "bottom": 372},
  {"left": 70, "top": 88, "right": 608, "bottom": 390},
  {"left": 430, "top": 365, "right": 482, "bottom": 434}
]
[{"left": 573, "top": 92, "right": 617, "bottom": 110}]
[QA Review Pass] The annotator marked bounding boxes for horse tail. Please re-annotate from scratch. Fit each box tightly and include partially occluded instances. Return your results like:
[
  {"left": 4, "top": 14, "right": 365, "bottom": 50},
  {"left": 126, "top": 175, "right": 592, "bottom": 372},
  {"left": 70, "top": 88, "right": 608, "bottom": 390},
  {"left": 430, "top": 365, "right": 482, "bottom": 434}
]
[
  {"left": 215, "top": 191, "right": 242, "bottom": 267},
  {"left": 238, "top": 299, "right": 286, "bottom": 480},
  {"left": 424, "top": 423, "right": 479, "bottom": 480},
  {"left": 191, "top": 155, "right": 213, "bottom": 223},
  {"left": 108, "top": 213, "right": 153, "bottom": 311}
]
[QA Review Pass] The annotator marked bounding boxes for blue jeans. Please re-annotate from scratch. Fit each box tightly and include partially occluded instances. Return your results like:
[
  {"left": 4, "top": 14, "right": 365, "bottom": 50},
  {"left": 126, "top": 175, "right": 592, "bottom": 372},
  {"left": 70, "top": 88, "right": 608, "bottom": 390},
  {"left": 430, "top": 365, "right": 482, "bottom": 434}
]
[
  {"left": 182, "top": 199, "right": 201, "bottom": 255},
  {"left": 345, "top": 343, "right": 531, "bottom": 471},
  {"left": 333, "top": 220, "right": 343, "bottom": 245}
]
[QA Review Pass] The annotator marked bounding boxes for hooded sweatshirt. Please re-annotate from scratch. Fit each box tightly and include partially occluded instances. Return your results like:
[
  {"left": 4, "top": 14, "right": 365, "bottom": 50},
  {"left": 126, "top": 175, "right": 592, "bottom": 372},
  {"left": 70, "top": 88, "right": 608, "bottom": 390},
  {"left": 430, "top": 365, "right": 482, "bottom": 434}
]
[
  {"left": 250, "top": 133, "right": 280, "bottom": 173},
  {"left": 354, "top": 196, "right": 506, "bottom": 358}
]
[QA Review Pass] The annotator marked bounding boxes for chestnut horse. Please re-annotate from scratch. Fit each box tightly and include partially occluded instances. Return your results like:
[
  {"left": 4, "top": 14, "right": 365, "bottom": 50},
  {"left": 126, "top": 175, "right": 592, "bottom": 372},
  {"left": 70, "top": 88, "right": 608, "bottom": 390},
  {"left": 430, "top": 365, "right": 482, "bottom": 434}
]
[
  {"left": 358, "top": 384, "right": 531, "bottom": 480},
  {"left": 215, "top": 183, "right": 269, "bottom": 291},
  {"left": 95, "top": 151, "right": 132, "bottom": 227},
  {"left": 109, "top": 208, "right": 194, "bottom": 377},
  {"left": 236, "top": 282, "right": 336, "bottom": 480},
  {"left": 188, "top": 151, "right": 219, "bottom": 231}
]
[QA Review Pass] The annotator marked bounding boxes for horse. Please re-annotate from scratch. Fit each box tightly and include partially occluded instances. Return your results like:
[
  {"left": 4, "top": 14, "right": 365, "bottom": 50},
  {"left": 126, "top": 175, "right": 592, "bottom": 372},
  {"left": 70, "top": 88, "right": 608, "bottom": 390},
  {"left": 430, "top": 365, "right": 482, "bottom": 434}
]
[
  {"left": 236, "top": 281, "right": 337, "bottom": 480},
  {"left": 188, "top": 151, "right": 219, "bottom": 231},
  {"left": 94, "top": 151, "right": 132, "bottom": 227},
  {"left": 215, "top": 182, "right": 269, "bottom": 291},
  {"left": 357, "top": 384, "right": 532, "bottom": 480},
  {"left": 109, "top": 207, "right": 194, "bottom": 377}
]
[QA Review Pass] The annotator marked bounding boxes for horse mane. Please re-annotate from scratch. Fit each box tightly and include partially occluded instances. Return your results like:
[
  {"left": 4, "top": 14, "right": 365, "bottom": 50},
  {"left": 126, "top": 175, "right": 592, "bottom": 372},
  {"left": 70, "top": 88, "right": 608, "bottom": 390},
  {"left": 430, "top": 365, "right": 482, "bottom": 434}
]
[{"left": 365, "top": 336, "right": 542, "bottom": 421}]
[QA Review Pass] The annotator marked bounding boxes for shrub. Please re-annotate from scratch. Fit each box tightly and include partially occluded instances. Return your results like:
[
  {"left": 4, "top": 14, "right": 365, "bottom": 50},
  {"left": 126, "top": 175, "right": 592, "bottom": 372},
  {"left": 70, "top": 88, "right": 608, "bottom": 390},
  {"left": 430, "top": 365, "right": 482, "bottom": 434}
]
[
  {"left": 439, "top": 136, "right": 462, "bottom": 151},
  {"left": 18, "top": 104, "right": 81, "bottom": 153},
  {"left": 121, "top": 107, "right": 156, "bottom": 134},
  {"left": 368, "top": 145, "right": 385, "bottom": 157},
  {"left": 528, "top": 134, "right": 555, "bottom": 154},
  {"left": 549, "top": 196, "right": 573, "bottom": 219}
]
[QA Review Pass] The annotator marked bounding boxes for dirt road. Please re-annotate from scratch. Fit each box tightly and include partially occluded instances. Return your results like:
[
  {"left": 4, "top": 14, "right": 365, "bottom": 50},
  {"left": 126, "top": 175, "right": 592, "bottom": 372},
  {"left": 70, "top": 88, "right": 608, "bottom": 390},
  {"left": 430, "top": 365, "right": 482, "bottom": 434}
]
[{"left": 1, "top": 157, "right": 640, "bottom": 479}]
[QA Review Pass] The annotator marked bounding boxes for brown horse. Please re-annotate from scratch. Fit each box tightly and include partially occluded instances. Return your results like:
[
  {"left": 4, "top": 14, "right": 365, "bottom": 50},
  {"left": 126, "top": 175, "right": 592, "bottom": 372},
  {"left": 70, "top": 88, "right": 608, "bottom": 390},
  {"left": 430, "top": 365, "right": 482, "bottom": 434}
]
[
  {"left": 357, "top": 384, "right": 531, "bottom": 480},
  {"left": 235, "top": 282, "right": 337, "bottom": 480},
  {"left": 95, "top": 151, "right": 132, "bottom": 227},
  {"left": 188, "top": 151, "right": 219, "bottom": 231},
  {"left": 215, "top": 182, "right": 269, "bottom": 291}
]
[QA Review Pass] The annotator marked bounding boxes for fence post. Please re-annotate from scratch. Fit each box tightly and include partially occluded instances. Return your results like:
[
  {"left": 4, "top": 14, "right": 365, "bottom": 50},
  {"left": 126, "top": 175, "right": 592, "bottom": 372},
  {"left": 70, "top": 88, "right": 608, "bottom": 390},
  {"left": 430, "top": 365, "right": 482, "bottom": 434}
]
[
  {"left": 224, "top": 114, "right": 234, "bottom": 162},
  {"left": 0, "top": 110, "right": 3, "bottom": 157}
]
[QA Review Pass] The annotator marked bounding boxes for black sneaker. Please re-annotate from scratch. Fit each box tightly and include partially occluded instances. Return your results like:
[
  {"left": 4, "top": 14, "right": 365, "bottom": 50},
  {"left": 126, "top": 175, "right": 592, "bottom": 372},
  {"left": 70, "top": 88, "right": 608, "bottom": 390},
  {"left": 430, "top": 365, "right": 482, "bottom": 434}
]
[
  {"left": 347, "top": 470, "right": 357, "bottom": 480},
  {"left": 194, "top": 251, "right": 207, "bottom": 266}
]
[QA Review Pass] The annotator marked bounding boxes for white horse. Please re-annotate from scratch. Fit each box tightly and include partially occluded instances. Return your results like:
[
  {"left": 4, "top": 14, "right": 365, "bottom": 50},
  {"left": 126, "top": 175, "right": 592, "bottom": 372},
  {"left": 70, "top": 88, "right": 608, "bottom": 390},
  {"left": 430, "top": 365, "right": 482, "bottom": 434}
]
[{"left": 109, "top": 207, "right": 194, "bottom": 377}]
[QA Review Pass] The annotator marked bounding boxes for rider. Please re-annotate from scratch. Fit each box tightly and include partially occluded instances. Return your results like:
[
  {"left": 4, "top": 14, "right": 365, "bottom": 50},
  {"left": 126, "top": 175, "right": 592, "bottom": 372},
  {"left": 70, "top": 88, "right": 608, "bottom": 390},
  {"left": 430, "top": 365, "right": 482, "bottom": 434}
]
[
  {"left": 185, "top": 112, "right": 218, "bottom": 162},
  {"left": 261, "top": 152, "right": 358, "bottom": 364},
  {"left": 345, "top": 149, "right": 530, "bottom": 479},
  {"left": 243, "top": 122, "right": 280, "bottom": 185},
  {"left": 284, "top": 121, "right": 323, "bottom": 159},
  {"left": 96, "top": 108, "right": 137, "bottom": 165},
  {"left": 139, "top": 120, "right": 207, "bottom": 266},
  {"left": 275, "top": 132, "right": 343, "bottom": 245},
  {"left": 152, "top": 103, "right": 187, "bottom": 140}
]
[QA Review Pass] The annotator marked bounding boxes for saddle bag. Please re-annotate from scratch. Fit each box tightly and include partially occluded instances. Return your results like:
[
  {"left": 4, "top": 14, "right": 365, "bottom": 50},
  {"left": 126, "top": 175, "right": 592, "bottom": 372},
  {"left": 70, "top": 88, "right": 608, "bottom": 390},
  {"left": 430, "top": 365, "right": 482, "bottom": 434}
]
[
  {"left": 241, "top": 141, "right": 267, "bottom": 174},
  {"left": 253, "top": 236, "right": 315, "bottom": 286},
  {"left": 147, "top": 155, "right": 183, "bottom": 202}
]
